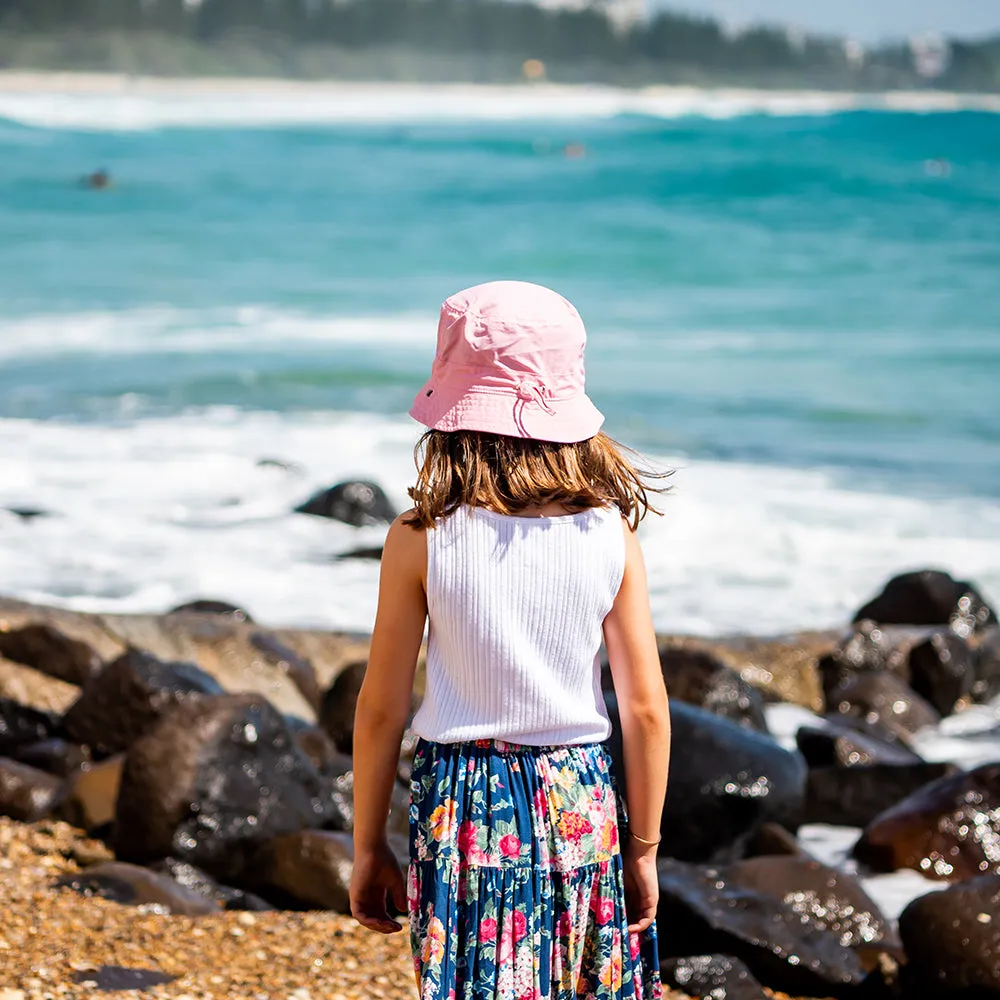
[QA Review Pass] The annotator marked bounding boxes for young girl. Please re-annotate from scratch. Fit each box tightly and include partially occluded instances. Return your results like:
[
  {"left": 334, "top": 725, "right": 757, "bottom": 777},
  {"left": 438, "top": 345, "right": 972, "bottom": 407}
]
[{"left": 350, "top": 281, "right": 671, "bottom": 1000}]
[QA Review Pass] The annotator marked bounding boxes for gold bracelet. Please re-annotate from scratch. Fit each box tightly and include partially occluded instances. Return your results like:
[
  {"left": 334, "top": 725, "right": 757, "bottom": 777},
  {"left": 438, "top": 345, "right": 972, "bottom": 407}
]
[{"left": 628, "top": 829, "right": 661, "bottom": 846}]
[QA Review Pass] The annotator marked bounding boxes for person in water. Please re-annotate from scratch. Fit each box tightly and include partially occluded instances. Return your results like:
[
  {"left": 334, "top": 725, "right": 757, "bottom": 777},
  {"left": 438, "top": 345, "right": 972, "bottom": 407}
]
[
  {"left": 350, "top": 281, "right": 671, "bottom": 998},
  {"left": 81, "top": 169, "right": 112, "bottom": 190}
]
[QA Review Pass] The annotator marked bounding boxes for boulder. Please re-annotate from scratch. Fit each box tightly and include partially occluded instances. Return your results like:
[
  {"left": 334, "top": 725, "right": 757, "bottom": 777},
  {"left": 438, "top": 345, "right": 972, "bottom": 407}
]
[
  {"left": 55, "top": 861, "right": 220, "bottom": 916},
  {"left": 743, "top": 822, "right": 806, "bottom": 859},
  {"left": 149, "top": 858, "right": 274, "bottom": 911},
  {"left": 59, "top": 755, "right": 125, "bottom": 832},
  {"left": 660, "top": 955, "right": 766, "bottom": 1000},
  {"left": 63, "top": 648, "right": 223, "bottom": 756},
  {"left": 0, "top": 657, "right": 80, "bottom": 715},
  {"left": 796, "top": 716, "right": 923, "bottom": 769},
  {"left": 817, "top": 621, "right": 916, "bottom": 701},
  {"left": 907, "top": 631, "right": 974, "bottom": 716},
  {"left": 0, "top": 624, "right": 103, "bottom": 685},
  {"left": 826, "top": 671, "right": 939, "bottom": 743},
  {"left": 3, "top": 505, "right": 50, "bottom": 520},
  {"left": 14, "top": 738, "right": 90, "bottom": 777},
  {"left": 854, "top": 762, "right": 1000, "bottom": 880},
  {"left": 0, "top": 698, "right": 59, "bottom": 756},
  {"left": 336, "top": 546, "right": 384, "bottom": 561},
  {"left": 114, "top": 694, "right": 349, "bottom": 880},
  {"left": 320, "top": 660, "right": 368, "bottom": 753},
  {"left": 802, "top": 762, "right": 955, "bottom": 828},
  {"left": 168, "top": 600, "right": 254, "bottom": 624},
  {"left": 294, "top": 480, "right": 396, "bottom": 527},
  {"left": 606, "top": 697, "right": 806, "bottom": 862},
  {"left": 250, "top": 632, "right": 321, "bottom": 714},
  {"left": 898, "top": 875, "right": 1000, "bottom": 995},
  {"left": 853, "top": 570, "right": 996, "bottom": 634},
  {"left": 972, "top": 629, "right": 1000, "bottom": 703},
  {"left": 656, "top": 858, "right": 867, "bottom": 996},
  {"left": 656, "top": 647, "right": 768, "bottom": 732},
  {"left": 0, "top": 757, "right": 66, "bottom": 821}
]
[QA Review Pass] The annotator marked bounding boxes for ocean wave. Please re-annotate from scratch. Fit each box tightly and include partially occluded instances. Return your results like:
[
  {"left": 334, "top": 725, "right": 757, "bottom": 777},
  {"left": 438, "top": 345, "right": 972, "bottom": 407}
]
[{"left": 1, "top": 79, "right": 998, "bottom": 131}]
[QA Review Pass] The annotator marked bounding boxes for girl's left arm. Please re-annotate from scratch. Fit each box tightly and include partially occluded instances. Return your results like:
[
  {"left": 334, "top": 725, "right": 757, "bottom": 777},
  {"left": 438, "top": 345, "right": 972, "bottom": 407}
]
[{"left": 350, "top": 513, "right": 427, "bottom": 933}]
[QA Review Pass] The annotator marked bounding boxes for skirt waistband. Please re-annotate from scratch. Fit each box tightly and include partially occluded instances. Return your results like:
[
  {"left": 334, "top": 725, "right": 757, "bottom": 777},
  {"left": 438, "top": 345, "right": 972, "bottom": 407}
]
[{"left": 416, "top": 736, "right": 607, "bottom": 755}]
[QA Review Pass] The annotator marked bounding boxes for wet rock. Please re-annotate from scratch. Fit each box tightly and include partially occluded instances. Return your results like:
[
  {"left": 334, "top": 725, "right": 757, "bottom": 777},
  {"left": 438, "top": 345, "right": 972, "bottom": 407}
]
[
  {"left": 250, "top": 632, "right": 321, "bottom": 713},
  {"left": 63, "top": 647, "right": 223, "bottom": 756},
  {"left": 898, "top": 875, "right": 1000, "bottom": 994},
  {"left": 656, "top": 858, "right": 867, "bottom": 996},
  {"left": 286, "top": 719, "right": 351, "bottom": 777},
  {"left": 907, "top": 631, "right": 974, "bottom": 716},
  {"left": 724, "top": 855, "right": 895, "bottom": 955},
  {"left": 150, "top": 858, "right": 275, "bottom": 911},
  {"left": 114, "top": 694, "right": 347, "bottom": 880},
  {"left": 59, "top": 755, "right": 125, "bottom": 832},
  {"left": 0, "top": 698, "right": 59, "bottom": 756},
  {"left": 656, "top": 648, "right": 768, "bottom": 732},
  {"left": 803, "top": 762, "right": 955, "bottom": 828},
  {"left": 0, "top": 757, "right": 66, "bottom": 821},
  {"left": 854, "top": 762, "right": 1000, "bottom": 880},
  {"left": 826, "top": 671, "right": 939, "bottom": 743},
  {"left": 972, "top": 628, "right": 1000, "bottom": 704},
  {"left": 70, "top": 966, "right": 178, "bottom": 991},
  {"left": 796, "top": 716, "right": 923, "bottom": 769},
  {"left": 336, "top": 546, "right": 384, "bottom": 561},
  {"left": 0, "top": 657, "right": 80, "bottom": 715},
  {"left": 743, "top": 821, "right": 806, "bottom": 858},
  {"left": 660, "top": 955, "right": 766, "bottom": 1000},
  {"left": 853, "top": 570, "right": 996, "bottom": 634},
  {"left": 0, "top": 623, "right": 102, "bottom": 685},
  {"left": 14, "top": 738, "right": 90, "bottom": 777},
  {"left": 3, "top": 506, "right": 50, "bottom": 521},
  {"left": 168, "top": 600, "right": 254, "bottom": 624},
  {"left": 56, "top": 861, "right": 220, "bottom": 915},
  {"left": 294, "top": 480, "right": 396, "bottom": 527},
  {"left": 607, "top": 697, "right": 806, "bottom": 862},
  {"left": 320, "top": 660, "right": 368, "bottom": 753},
  {"left": 817, "top": 622, "right": 916, "bottom": 702}
]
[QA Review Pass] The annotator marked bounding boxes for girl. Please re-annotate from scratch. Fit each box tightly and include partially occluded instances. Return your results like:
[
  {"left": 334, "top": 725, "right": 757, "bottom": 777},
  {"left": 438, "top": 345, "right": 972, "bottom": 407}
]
[{"left": 350, "top": 281, "right": 671, "bottom": 1000}]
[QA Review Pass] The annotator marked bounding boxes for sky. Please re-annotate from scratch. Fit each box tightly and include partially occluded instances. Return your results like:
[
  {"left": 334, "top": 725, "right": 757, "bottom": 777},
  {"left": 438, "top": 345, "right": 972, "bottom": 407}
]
[{"left": 663, "top": 0, "right": 1000, "bottom": 42}]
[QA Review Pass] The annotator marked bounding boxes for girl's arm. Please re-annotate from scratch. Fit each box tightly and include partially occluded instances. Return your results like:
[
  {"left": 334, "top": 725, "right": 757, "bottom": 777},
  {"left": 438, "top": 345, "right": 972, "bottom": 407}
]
[
  {"left": 350, "top": 513, "right": 427, "bottom": 933},
  {"left": 602, "top": 521, "right": 671, "bottom": 932}
]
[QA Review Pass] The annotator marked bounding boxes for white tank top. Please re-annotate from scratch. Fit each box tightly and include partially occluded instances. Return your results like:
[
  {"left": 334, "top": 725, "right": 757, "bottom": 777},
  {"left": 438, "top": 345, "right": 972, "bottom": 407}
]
[{"left": 411, "top": 504, "right": 625, "bottom": 745}]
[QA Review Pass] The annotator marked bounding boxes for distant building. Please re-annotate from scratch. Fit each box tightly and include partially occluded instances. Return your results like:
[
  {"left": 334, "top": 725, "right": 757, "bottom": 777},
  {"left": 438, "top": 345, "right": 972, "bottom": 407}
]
[
  {"left": 534, "top": 0, "right": 648, "bottom": 33},
  {"left": 909, "top": 34, "right": 951, "bottom": 79}
]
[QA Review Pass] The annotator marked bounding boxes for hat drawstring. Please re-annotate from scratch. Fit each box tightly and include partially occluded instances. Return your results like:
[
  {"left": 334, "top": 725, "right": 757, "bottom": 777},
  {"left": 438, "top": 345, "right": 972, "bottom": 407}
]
[{"left": 513, "top": 378, "right": 556, "bottom": 436}]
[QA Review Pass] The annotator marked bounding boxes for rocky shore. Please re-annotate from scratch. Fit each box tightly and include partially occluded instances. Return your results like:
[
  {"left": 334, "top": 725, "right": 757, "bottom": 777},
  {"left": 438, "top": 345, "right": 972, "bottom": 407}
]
[{"left": 1, "top": 550, "right": 999, "bottom": 998}]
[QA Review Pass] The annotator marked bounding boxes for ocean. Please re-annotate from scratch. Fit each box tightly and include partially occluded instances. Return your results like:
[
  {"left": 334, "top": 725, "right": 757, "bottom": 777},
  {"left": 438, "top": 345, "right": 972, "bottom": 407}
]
[{"left": 0, "top": 81, "right": 998, "bottom": 636}]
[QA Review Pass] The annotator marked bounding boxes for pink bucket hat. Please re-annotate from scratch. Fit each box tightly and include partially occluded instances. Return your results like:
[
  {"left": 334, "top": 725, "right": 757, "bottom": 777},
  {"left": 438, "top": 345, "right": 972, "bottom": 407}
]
[{"left": 409, "top": 281, "right": 604, "bottom": 444}]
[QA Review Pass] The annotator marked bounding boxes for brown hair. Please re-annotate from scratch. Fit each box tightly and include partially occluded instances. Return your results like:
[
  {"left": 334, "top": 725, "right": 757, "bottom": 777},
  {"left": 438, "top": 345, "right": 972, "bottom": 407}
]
[{"left": 404, "top": 430, "right": 670, "bottom": 530}]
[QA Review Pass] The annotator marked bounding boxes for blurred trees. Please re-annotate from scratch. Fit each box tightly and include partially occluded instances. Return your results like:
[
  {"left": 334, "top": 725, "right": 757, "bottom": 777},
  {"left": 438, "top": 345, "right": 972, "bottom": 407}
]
[{"left": 0, "top": 0, "right": 997, "bottom": 89}]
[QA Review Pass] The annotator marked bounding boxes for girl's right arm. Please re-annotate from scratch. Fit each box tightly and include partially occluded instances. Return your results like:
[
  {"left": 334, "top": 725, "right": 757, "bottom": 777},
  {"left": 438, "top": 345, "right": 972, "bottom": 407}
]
[{"left": 602, "top": 521, "right": 671, "bottom": 933}]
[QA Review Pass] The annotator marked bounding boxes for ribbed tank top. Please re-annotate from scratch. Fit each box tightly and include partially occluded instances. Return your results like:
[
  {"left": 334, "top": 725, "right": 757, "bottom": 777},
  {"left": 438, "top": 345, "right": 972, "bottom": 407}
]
[{"left": 411, "top": 504, "right": 625, "bottom": 745}]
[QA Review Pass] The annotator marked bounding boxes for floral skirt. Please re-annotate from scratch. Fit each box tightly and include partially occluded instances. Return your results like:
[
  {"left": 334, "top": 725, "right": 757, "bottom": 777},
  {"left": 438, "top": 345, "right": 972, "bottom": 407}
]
[{"left": 408, "top": 738, "right": 662, "bottom": 1000}]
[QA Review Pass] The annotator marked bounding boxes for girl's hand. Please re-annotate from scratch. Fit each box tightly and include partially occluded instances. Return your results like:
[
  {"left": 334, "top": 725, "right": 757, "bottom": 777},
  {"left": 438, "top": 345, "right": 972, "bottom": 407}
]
[
  {"left": 622, "top": 839, "right": 659, "bottom": 934},
  {"left": 350, "top": 840, "right": 407, "bottom": 934}
]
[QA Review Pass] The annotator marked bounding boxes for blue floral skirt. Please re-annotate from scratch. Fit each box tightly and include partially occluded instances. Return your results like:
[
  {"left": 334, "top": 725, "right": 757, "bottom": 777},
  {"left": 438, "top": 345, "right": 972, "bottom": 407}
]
[{"left": 408, "top": 738, "right": 662, "bottom": 1000}]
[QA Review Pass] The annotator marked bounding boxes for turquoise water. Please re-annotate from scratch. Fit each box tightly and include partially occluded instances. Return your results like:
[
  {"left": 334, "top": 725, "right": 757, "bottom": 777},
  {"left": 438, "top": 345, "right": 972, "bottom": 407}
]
[
  {"left": 1, "top": 87, "right": 999, "bottom": 635},
  {"left": 2, "top": 105, "right": 998, "bottom": 496}
]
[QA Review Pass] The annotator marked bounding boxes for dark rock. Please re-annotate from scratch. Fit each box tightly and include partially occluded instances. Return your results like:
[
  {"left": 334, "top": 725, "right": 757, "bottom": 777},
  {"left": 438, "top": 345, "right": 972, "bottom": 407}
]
[
  {"left": 320, "top": 660, "right": 368, "bottom": 754},
  {"left": 0, "top": 697, "right": 59, "bottom": 756},
  {"left": 656, "top": 858, "right": 867, "bottom": 996},
  {"left": 56, "top": 861, "right": 220, "bottom": 915},
  {"left": 3, "top": 506, "right": 50, "bottom": 521},
  {"left": 898, "top": 875, "right": 1000, "bottom": 994},
  {"left": 63, "top": 647, "right": 223, "bottom": 756},
  {"left": 0, "top": 623, "right": 102, "bottom": 685},
  {"left": 70, "top": 966, "right": 177, "bottom": 991},
  {"left": 743, "top": 822, "right": 806, "bottom": 859},
  {"left": 796, "top": 717, "right": 923, "bottom": 769},
  {"left": 972, "top": 629, "right": 1000, "bottom": 704},
  {"left": 286, "top": 720, "right": 351, "bottom": 778},
  {"left": 853, "top": 570, "right": 996, "bottom": 633},
  {"left": 336, "top": 546, "right": 384, "bottom": 561},
  {"left": 14, "top": 738, "right": 91, "bottom": 777},
  {"left": 660, "top": 955, "right": 766, "bottom": 1000},
  {"left": 803, "top": 762, "right": 955, "bottom": 828},
  {"left": 150, "top": 858, "right": 275, "bottom": 911},
  {"left": 250, "top": 632, "right": 321, "bottom": 713},
  {"left": 907, "top": 632, "right": 974, "bottom": 716},
  {"left": 114, "top": 694, "right": 347, "bottom": 881},
  {"left": 606, "top": 697, "right": 806, "bottom": 862},
  {"left": 724, "top": 855, "right": 896, "bottom": 956},
  {"left": 817, "top": 621, "right": 914, "bottom": 700},
  {"left": 826, "top": 671, "right": 939, "bottom": 742},
  {"left": 294, "top": 480, "right": 396, "bottom": 527},
  {"left": 657, "top": 647, "right": 769, "bottom": 732},
  {"left": 167, "top": 600, "right": 254, "bottom": 623},
  {"left": 59, "top": 755, "right": 125, "bottom": 832},
  {"left": 854, "top": 762, "right": 1000, "bottom": 880},
  {"left": 256, "top": 457, "right": 302, "bottom": 473},
  {"left": 0, "top": 757, "right": 66, "bottom": 821}
]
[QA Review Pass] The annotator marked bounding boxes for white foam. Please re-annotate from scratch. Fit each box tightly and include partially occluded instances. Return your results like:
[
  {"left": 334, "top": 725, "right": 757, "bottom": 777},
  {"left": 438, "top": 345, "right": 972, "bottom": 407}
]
[
  {"left": 0, "top": 308, "right": 433, "bottom": 361},
  {"left": 1, "top": 77, "right": 998, "bottom": 131}
]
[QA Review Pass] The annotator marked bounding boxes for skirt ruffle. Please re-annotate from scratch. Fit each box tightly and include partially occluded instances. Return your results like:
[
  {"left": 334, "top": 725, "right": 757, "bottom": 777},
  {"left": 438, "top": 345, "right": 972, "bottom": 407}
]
[{"left": 408, "top": 738, "right": 662, "bottom": 1000}]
